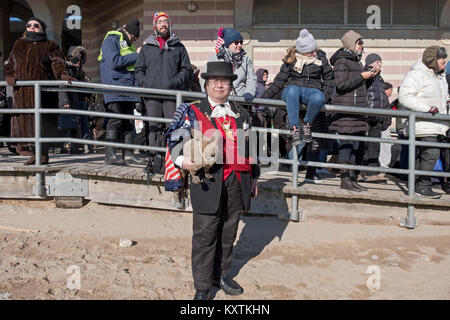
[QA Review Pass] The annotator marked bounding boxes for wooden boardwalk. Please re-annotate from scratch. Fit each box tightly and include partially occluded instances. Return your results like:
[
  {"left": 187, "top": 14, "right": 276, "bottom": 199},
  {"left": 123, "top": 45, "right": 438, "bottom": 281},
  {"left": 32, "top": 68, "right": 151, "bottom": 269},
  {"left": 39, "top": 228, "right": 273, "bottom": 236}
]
[{"left": 1, "top": 146, "right": 450, "bottom": 210}]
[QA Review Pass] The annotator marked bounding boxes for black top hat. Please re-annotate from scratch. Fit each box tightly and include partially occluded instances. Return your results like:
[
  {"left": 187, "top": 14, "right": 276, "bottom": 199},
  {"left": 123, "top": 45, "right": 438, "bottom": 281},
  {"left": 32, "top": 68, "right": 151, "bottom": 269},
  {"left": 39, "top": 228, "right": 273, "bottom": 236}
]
[{"left": 201, "top": 61, "right": 238, "bottom": 80}]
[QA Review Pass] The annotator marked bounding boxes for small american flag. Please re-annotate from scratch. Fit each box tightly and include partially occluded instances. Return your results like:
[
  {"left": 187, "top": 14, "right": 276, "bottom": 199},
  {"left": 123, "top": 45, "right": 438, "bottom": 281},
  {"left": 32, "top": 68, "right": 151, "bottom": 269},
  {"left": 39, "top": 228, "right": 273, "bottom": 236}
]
[
  {"left": 164, "top": 147, "right": 181, "bottom": 181},
  {"left": 215, "top": 27, "right": 225, "bottom": 53}
]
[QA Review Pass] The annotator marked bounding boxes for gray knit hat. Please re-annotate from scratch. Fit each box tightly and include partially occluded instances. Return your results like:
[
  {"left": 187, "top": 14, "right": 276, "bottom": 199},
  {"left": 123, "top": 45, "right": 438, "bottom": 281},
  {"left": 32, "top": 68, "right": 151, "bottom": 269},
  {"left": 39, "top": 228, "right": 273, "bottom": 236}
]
[{"left": 296, "top": 29, "right": 317, "bottom": 54}]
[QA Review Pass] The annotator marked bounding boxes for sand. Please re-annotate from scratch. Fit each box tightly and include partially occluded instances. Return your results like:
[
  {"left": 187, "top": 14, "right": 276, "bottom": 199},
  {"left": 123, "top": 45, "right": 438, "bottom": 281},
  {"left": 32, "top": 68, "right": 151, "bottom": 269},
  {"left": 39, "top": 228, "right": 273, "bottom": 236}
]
[{"left": 0, "top": 199, "right": 449, "bottom": 300}]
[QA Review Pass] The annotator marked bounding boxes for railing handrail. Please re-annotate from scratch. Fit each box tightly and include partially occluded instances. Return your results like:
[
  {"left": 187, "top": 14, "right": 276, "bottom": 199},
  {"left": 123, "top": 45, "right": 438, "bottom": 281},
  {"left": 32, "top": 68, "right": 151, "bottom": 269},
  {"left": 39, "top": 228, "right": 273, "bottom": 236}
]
[{"left": 1, "top": 80, "right": 450, "bottom": 121}]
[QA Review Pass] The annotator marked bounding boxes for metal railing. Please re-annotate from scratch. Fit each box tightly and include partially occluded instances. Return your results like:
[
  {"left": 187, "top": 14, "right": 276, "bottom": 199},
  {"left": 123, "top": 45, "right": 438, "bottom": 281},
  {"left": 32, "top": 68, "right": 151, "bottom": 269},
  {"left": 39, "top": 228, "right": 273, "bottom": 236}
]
[{"left": 1, "top": 80, "right": 450, "bottom": 229}]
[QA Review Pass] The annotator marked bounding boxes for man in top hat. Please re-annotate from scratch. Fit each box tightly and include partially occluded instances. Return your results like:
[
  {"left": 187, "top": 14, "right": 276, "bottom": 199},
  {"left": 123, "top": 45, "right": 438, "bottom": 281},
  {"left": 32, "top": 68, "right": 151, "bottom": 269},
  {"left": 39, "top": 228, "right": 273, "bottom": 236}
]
[{"left": 166, "top": 61, "right": 260, "bottom": 300}]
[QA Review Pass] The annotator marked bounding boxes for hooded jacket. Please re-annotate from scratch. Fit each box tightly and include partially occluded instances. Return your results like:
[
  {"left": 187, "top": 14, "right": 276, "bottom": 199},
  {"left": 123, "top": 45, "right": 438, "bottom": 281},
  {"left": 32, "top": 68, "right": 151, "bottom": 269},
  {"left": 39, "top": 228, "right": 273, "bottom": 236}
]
[
  {"left": 399, "top": 59, "right": 449, "bottom": 137},
  {"left": 99, "top": 29, "right": 140, "bottom": 104},
  {"left": 134, "top": 33, "right": 192, "bottom": 90}
]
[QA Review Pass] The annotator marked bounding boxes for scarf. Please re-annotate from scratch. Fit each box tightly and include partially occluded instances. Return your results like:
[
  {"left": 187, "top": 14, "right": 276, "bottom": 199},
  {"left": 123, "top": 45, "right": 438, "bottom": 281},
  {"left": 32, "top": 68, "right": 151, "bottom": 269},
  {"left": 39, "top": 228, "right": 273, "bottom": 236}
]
[
  {"left": 293, "top": 52, "right": 322, "bottom": 74},
  {"left": 217, "top": 46, "right": 246, "bottom": 70},
  {"left": 25, "top": 31, "right": 47, "bottom": 42}
]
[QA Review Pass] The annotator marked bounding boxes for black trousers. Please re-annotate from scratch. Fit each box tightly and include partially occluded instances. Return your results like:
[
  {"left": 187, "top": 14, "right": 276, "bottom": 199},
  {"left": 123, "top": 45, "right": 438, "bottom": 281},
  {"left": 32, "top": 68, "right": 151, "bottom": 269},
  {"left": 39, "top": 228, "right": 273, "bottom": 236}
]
[
  {"left": 365, "top": 121, "right": 383, "bottom": 170},
  {"left": 106, "top": 102, "right": 134, "bottom": 132},
  {"left": 191, "top": 172, "right": 243, "bottom": 291},
  {"left": 416, "top": 136, "right": 440, "bottom": 189},
  {"left": 144, "top": 98, "right": 176, "bottom": 150},
  {"left": 338, "top": 132, "right": 365, "bottom": 165}
]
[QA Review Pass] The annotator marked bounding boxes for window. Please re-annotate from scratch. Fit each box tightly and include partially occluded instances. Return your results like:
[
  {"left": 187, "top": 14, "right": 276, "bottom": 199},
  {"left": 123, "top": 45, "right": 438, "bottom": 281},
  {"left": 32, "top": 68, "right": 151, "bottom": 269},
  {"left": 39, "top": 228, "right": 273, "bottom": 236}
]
[
  {"left": 253, "top": 0, "right": 442, "bottom": 27},
  {"left": 254, "top": 0, "right": 298, "bottom": 25},
  {"left": 300, "top": 0, "right": 344, "bottom": 25}
]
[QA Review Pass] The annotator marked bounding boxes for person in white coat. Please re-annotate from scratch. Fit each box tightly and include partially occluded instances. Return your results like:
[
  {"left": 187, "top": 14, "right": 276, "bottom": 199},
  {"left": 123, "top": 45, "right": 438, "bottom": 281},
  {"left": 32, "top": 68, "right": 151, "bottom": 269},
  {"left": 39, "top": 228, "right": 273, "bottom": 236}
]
[{"left": 399, "top": 46, "right": 449, "bottom": 199}]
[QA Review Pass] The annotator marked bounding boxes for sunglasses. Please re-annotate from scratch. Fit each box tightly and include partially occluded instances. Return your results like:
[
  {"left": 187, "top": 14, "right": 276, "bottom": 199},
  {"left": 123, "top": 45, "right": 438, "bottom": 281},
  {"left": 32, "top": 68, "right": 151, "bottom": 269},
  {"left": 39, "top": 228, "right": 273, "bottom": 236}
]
[
  {"left": 356, "top": 40, "right": 364, "bottom": 46},
  {"left": 26, "top": 23, "right": 41, "bottom": 29},
  {"left": 234, "top": 40, "right": 243, "bottom": 45}
]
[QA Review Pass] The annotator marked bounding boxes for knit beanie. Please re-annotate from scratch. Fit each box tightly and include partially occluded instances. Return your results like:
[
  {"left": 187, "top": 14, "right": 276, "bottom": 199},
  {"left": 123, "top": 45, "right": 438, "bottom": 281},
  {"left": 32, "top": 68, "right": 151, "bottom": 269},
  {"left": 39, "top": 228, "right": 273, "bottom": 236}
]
[
  {"left": 296, "top": 29, "right": 317, "bottom": 54},
  {"left": 125, "top": 18, "right": 140, "bottom": 37},
  {"left": 341, "top": 30, "right": 362, "bottom": 51},
  {"left": 27, "top": 17, "right": 47, "bottom": 33},
  {"left": 365, "top": 53, "right": 382, "bottom": 66},
  {"left": 153, "top": 11, "right": 171, "bottom": 31},
  {"left": 222, "top": 28, "right": 243, "bottom": 48},
  {"left": 422, "top": 46, "right": 441, "bottom": 73}
]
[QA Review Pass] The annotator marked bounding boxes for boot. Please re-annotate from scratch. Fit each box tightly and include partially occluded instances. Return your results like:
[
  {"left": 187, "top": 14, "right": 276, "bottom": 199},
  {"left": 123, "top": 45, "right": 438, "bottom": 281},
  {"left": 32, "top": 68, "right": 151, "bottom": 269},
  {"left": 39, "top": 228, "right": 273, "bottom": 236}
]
[
  {"left": 122, "top": 131, "right": 145, "bottom": 165},
  {"left": 340, "top": 170, "right": 361, "bottom": 192},
  {"left": 105, "top": 130, "right": 125, "bottom": 165},
  {"left": 24, "top": 146, "right": 49, "bottom": 165}
]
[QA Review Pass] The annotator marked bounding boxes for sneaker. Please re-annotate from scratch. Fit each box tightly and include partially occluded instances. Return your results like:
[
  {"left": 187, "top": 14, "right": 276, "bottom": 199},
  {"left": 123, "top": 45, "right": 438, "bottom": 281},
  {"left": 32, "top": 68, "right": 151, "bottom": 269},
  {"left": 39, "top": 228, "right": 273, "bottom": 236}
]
[
  {"left": 302, "top": 122, "right": 312, "bottom": 143},
  {"left": 291, "top": 126, "right": 302, "bottom": 146},
  {"left": 414, "top": 188, "right": 441, "bottom": 199},
  {"left": 304, "top": 173, "right": 323, "bottom": 184}
]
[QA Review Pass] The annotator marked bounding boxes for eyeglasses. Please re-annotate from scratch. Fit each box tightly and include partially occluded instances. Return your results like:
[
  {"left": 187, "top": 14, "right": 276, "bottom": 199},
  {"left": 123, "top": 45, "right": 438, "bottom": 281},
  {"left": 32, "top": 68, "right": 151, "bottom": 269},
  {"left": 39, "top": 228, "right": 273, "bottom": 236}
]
[
  {"left": 156, "top": 19, "right": 170, "bottom": 25},
  {"left": 356, "top": 40, "right": 364, "bottom": 46},
  {"left": 208, "top": 78, "right": 231, "bottom": 86},
  {"left": 233, "top": 40, "right": 243, "bottom": 45},
  {"left": 26, "top": 23, "right": 41, "bottom": 29}
]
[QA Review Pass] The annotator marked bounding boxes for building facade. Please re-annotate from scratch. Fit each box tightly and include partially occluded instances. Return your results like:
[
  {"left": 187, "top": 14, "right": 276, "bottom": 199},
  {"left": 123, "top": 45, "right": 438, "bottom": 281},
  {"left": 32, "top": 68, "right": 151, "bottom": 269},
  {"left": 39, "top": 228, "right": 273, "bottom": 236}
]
[{"left": 2, "top": 0, "right": 450, "bottom": 98}]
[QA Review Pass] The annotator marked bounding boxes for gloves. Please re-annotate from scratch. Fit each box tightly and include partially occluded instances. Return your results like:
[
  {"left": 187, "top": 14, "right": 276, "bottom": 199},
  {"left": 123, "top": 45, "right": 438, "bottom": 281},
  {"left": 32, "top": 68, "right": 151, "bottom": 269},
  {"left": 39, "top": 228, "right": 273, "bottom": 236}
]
[
  {"left": 135, "top": 102, "right": 144, "bottom": 114},
  {"left": 60, "top": 74, "right": 77, "bottom": 84},
  {"left": 6, "top": 76, "right": 16, "bottom": 86},
  {"left": 428, "top": 106, "right": 439, "bottom": 114},
  {"left": 243, "top": 93, "right": 255, "bottom": 103}
]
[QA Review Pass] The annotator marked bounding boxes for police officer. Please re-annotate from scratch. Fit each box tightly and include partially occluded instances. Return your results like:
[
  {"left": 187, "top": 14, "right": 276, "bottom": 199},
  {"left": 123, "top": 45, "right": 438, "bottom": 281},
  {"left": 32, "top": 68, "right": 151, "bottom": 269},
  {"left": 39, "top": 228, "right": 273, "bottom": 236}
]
[{"left": 98, "top": 18, "right": 144, "bottom": 165}]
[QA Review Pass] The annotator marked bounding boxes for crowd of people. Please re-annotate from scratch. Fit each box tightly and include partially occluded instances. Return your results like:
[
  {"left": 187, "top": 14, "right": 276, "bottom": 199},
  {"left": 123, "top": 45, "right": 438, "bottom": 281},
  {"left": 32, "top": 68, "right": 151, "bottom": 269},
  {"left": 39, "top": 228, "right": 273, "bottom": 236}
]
[
  {"left": 1, "top": 12, "right": 450, "bottom": 301},
  {"left": 1, "top": 13, "right": 450, "bottom": 199}
]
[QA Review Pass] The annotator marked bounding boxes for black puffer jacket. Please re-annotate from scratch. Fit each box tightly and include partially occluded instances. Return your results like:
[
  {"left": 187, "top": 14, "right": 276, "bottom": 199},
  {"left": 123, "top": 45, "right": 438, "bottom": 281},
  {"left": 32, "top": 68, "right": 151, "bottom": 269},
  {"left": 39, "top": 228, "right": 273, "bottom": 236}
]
[
  {"left": 261, "top": 51, "right": 334, "bottom": 102},
  {"left": 135, "top": 33, "right": 192, "bottom": 90},
  {"left": 328, "top": 48, "right": 369, "bottom": 134},
  {"left": 364, "top": 66, "right": 391, "bottom": 130}
]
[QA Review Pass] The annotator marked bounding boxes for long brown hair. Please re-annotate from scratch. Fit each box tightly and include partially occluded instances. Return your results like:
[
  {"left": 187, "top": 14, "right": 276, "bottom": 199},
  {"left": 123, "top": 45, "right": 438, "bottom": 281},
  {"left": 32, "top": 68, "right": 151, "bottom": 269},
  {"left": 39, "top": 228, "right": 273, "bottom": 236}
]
[{"left": 282, "top": 47, "right": 297, "bottom": 65}]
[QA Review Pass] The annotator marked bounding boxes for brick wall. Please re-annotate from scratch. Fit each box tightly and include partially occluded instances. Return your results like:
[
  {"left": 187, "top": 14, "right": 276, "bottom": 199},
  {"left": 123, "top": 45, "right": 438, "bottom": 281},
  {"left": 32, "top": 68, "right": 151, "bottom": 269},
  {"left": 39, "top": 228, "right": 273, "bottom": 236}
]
[{"left": 82, "top": 0, "right": 144, "bottom": 80}]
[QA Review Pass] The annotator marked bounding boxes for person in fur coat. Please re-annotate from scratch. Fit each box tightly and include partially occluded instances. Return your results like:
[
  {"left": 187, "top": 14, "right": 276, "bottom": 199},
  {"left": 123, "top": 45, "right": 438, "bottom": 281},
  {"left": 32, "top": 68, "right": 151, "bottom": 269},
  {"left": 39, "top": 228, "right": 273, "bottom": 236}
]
[{"left": 4, "top": 17, "right": 75, "bottom": 165}]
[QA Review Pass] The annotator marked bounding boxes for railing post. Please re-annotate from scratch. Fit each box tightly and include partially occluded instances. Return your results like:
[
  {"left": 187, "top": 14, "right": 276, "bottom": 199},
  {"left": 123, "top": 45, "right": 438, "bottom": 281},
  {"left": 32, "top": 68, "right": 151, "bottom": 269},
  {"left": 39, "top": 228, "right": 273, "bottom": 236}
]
[
  {"left": 34, "top": 83, "right": 46, "bottom": 197},
  {"left": 401, "top": 114, "right": 416, "bottom": 229},
  {"left": 176, "top": 93, "right": 182, "bottom": 109},
  {"left": 290, "top": 145, "right": 301, "bottom": 222}
]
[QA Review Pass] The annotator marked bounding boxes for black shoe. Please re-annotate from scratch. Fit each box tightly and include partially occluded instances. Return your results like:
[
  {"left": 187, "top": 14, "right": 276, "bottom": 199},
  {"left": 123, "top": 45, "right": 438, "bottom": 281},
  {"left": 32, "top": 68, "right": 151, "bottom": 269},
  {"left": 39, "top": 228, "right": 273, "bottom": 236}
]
[
  {"left": 340, "top": 176, "right": 362, "bottom": 192},
  {"left": 212, "top": 277, "right": 244, "bottom": 296},
  {"left": 301, "top": 122, "right": 312, "bottom": 143},
  {"left": 193, "top": 289, "right": 210, "bottom": 300},
  {"left": 351, "top": 180, "right": 368, "bottom": 191},
  {"left": 415, "top": 188, "right": 441, "bottom": 199},
  {"left": 290, "top": 126, "right": 302, "bottom": 146}
]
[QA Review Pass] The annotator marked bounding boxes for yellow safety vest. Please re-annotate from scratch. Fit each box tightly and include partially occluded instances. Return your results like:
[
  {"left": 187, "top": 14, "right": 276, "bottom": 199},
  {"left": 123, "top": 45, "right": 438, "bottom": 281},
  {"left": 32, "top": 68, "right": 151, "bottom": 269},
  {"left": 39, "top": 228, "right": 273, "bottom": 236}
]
[{"left": 97, "top": 30, "right": 137, "bottom": 72}]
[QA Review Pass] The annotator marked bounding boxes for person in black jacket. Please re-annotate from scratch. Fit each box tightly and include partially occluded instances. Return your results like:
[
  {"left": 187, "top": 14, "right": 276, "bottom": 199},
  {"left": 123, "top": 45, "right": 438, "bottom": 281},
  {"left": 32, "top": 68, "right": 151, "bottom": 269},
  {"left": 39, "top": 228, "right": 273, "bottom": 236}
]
[
  {"left": 262, "top": 29, "right": 334, "bottom": 146},
  {"left": 135, "top": 11, "right": 192, "bottom": 174},
  {"left": 361, "top": 53, "right": 390, "bottom": 182},
  {"left": 329, "top": 30, "right": 379, "bottom": 192}
]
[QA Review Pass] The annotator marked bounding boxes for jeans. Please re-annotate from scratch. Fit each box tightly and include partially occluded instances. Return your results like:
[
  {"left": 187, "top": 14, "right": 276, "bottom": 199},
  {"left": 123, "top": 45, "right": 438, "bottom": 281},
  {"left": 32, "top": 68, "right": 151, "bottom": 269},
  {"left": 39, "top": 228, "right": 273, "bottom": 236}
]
[
  {"left": 281, "top": 85, "right": 325, "bottom": 128},
  {"left": 78, "top": 100, "right": 92, "bottom": 141}
]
